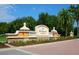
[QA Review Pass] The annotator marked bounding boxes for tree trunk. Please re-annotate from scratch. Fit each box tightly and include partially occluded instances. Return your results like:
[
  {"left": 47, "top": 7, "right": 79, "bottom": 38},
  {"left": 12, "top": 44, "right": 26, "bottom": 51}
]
[
  {"left": 65, "top": 27, "right": 67, "bottom": 36},
  {"left": 77, "top": 20, "right": 79, "bottom": 37},
  {"left": 64, "top": 18, "right": 67, "bottom": 36}
]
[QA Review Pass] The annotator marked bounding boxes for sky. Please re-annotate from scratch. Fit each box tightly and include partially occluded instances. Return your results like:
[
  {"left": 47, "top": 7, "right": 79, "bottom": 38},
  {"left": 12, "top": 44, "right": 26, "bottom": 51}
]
[{"left": 0, "top": 4, "right": 71, "bottom": 22}]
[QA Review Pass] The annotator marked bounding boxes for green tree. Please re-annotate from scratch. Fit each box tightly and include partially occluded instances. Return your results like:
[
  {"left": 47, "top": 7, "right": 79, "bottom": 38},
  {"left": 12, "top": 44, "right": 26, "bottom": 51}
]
[
  {"left": 7, "top": 18, "right": 24, "bottom": 33},
  {"left": 7, "top": 16, "right": 37, "bottom": 33},
  {"left": 69, "top": 5, "right": 79, "bottom": 37},
  {"left": 0, "top": 22, "right": 8, "bottom": 34},
  {"left": 58, "top": 9, "right": 73, "bottom": 36},
  {"left": 37, "top": 12, "right": 49, "bottom": 25},
  {"left": 25, "top": 16, "right": 37, "bottom": 30},
  {"left": 46, "top": 15, "right": 59, "bottom": 31},
  {"left": 37, "top": 12, "right": 59, "bottom": 31}
]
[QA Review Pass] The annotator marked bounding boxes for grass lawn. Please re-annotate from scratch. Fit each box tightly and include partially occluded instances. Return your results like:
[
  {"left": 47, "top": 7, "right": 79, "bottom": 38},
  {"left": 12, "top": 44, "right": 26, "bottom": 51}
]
[
  {"left": 0, "top": 35, "right": 7, "bottom": 43},
  {"left": 0, "top": 35, "right": 9, "bottom": 48}
]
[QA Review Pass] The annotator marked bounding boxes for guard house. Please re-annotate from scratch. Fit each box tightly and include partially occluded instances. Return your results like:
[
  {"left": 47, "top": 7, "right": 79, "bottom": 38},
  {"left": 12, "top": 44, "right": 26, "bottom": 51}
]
[{"left": 6, "top": 23, "right": 60, "bottom": 43}]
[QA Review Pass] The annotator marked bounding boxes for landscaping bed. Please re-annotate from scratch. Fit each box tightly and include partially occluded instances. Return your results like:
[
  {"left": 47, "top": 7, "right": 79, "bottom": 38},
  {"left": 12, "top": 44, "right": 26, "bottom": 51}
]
[
  {"left": 0, "top": 44, "right": 9, "bottom": 48},
  {"left": 10, "top": 36, "right": 76, "bottom": 46}
]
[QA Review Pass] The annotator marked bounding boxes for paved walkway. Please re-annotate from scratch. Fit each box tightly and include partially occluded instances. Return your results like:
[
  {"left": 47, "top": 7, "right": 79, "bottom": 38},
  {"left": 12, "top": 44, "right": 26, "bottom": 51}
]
[{"left": 0, "top": 39, "right": 79, "bottom": 55}]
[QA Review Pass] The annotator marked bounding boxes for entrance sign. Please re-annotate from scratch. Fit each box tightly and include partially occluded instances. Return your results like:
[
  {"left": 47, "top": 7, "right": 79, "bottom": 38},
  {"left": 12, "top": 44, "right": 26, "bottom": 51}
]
[
  {"left": 6, "top": 23, "right": 60, "bottom": 43},
  {"left": 35, "top": 25, "right": 49, "bottom": 36}
]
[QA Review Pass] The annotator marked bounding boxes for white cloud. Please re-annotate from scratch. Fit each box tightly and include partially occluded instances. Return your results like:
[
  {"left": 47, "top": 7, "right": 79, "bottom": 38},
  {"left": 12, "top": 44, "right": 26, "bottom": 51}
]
[{"left": 0, "top": 4, "right": 16, "bottom": 22}]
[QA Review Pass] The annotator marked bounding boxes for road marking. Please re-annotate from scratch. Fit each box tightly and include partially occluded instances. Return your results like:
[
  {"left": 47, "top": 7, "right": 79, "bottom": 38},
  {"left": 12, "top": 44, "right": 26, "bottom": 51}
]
[
  {"left": 0, "top": 46, "right": 37, "bottom": 55},
  {"left": 16, "top": 48, "right": 38, "bottom": 55},
  {"left": 0, "top": 47, "right": 36, "bottom": 55}
]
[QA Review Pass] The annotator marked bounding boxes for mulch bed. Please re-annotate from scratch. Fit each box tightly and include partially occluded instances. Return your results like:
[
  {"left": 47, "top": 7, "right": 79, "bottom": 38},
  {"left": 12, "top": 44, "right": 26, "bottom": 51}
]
[{"left": 0, "top": 45, "right": 9, "bottom": 48}]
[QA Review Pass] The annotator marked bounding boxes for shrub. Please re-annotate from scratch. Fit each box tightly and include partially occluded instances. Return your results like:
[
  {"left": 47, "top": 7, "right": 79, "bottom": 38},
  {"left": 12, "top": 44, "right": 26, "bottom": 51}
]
[
  {"left": 10, "top": 36, "right": 76, "bottom": 46},
  {"left": 0, "top": 35, "right": 7, "bottom": 45}
]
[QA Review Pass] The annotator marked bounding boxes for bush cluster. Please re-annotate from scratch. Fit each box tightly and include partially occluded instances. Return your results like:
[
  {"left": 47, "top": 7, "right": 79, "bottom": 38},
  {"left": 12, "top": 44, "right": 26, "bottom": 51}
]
[
  {"left": 0, "top": 35, "right": 7, "bottom": 45},
  {"left": 10, "top": 36, "right": 75, "bottom": 46}
]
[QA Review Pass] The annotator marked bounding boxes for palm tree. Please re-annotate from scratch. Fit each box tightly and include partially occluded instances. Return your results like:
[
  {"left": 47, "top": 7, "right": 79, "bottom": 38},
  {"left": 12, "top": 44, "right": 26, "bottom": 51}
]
[
  {"left": 37, "top": 12, "right": 49, "bottom": 25},
  {"left": 69, "top": 5, "right": 79, "bottom": 37},
  {"left": 58, "top": 9, "right": 73, "bottom": 36}
]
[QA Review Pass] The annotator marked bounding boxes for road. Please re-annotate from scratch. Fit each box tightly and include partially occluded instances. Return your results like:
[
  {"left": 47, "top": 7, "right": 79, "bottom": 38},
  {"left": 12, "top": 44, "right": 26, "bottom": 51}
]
[
  {"left": 0, "top": 39, "right": 79, "bottom": 55},
  {"left": 0, "top": 49, "right": 29, "bottom": 55}
]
